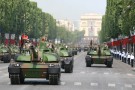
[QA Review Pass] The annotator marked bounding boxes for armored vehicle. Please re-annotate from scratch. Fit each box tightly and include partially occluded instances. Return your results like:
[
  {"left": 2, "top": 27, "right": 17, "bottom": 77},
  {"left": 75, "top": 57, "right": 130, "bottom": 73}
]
[
  {"left": 72, "top": 47, "right": 78, "bottom": 55},
  {"left": 8, "top": 38, "right": 61, "bottom": 85},
  {"left": 10, "top": 45, "right": 20, "bottom": 59},
  {"left": 57, "top": 47, "right": 74, "bottom": 73},
  {"left": 0, "top": 45, "right": 11, "bottom": 63},
  {"left": 78, "top": 47, "right": 81, "bottom": 52},
  {"left": 83, "top": 46, "right": 89, "bottom": 52},
  {"left": 85, "top": 45, "right": 113, "bottom": 68}
]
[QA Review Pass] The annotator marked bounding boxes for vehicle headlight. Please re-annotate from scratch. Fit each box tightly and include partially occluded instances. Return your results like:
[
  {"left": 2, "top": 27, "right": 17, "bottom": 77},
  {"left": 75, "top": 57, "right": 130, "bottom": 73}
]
[
  {"left": 64, "top": 58, "right": 67, "bottom": 60},
  {"left": 10, "top": 59, "right": 20, "bottom": 67},
  {"left": 14, "top": 63, "right": 20, "bottom": 67}
]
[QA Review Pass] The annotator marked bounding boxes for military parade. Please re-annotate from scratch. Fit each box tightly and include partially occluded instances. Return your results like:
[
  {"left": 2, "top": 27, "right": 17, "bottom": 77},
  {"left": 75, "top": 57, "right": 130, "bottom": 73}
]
[{"left": 1, "top": 0, "right": 135, "bottom": 90}]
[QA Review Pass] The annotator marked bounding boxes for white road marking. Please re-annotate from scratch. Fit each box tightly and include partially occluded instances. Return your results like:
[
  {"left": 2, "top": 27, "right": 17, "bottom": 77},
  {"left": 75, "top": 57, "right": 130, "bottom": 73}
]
[
  {"left": 80, "top": 71, "right": 85, "bottom": 74},
  {"left": 4, "top": 73, "right": 8, "bottom": 75},
  {"left": 104, "top": 72, "right": 109, "bottom": 75},
  {"left": 127, "top": 73, "right": 135, "bottom": 76},
  {"left": 108, "top": 83, "right": 116, "bottom": 87},
  {"left": 61, "top": 81, "right": 66, "bottom": 85},
  {"left": 74, "top": 82, "right": 82, "bottom": 86},
  {"left": 74, "top": 53, "right": 83, "bottom": 59},
  {"left": 91, "top": 72, "right": 97, "bottom": 74},
  {"left": 0, "top": 74, "right": 8, "bottom": 82},
  {"left": 7, "top": 82, "right": 10, "bottom": 85},
  {"left": 90, "top": 83, "right": 98, "bottom": 86},
  {"left": 125, "top": 84, "right": 132, "bottom": 88},
  {"left": 0, "top": 73, "right": 8, "bottom": 79},
  {"left": 114, "top": 73, "right": 120, "bottom": 75},
  {"left": 0, "top": 66, "right": 8, "bottom": 70},
  {"left": 19, "top": 85, "right": 30, "bottom": 90},
  {"left": 127, "top": 73, "right": 133, "bottom": 76}
]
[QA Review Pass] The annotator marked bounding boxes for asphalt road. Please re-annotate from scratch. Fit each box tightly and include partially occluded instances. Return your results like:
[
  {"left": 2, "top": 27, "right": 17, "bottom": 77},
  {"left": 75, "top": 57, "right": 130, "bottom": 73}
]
[{"left": 0, "top": 52, "right": 135, "bottom": 90}]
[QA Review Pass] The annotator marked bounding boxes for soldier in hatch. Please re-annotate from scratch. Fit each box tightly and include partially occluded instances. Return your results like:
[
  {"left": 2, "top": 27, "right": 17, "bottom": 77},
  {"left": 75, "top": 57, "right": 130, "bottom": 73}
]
[{"left": 97, "top": 45, "right": 101, "bottom": 56}]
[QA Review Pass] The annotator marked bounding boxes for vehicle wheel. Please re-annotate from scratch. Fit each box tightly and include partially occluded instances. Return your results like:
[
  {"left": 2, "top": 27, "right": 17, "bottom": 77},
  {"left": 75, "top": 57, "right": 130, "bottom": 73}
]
[
  {"left": 107, "top": 61, "right": 112, "bottom": 68},
  {"left": 8, "top": 55, "right": 11, "bottom": 62},
  {"left": 65, "top": 66, "right": 72, "bottom": 73},
  {"left": 20, "top": 74, "right": 24, "bottom": 84},
  {"left": 72, "top": 52, "right": 74, "bottom": 56},
  {"left": 124, "top": 58, "right": 126, "bottom": 63},
  {"left": 10, "top": 74, "right": 22, "bottom": 85},
  {"left": 131, "top": 60, "right": 133, "bottom": 67},
  {"left": 3, "top": 55, "right": 10, "bottom": 63},
  {"left": 86, "top": 62, "right": 91, "bottom": 67},
  {"left": 67, "top": 65, "right": 73, "bottom": 73},
  {"left": 70, "top": 65, "right": 73, "bottom": 73},
  {"left": 49, "top": 74, "right": 59, "bottom": 85}
]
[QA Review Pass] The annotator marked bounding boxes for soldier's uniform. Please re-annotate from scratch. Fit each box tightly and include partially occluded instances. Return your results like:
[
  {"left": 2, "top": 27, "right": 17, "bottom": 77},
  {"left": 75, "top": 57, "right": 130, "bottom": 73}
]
[{"left": 130, "top": 53, "right": 134, "bottom": 67}]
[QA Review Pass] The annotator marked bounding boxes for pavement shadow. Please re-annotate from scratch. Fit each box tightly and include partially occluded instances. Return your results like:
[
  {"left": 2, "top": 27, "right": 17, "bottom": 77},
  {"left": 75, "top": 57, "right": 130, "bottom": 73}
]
[
  {"left": 16, "top": 79, "right": 61, "bottom": 85},
  {"left": 90, "top": 65, "right": 113, "bottom": 68}
]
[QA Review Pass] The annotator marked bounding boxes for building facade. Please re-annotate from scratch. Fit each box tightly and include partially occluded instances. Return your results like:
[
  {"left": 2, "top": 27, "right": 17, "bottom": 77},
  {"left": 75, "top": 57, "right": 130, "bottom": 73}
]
[
  {"left": 56, "top": 19, "right": 75, "bottom": 31},
  {"left": 80, "top": 13, "right": 102, "bottom": 44}
]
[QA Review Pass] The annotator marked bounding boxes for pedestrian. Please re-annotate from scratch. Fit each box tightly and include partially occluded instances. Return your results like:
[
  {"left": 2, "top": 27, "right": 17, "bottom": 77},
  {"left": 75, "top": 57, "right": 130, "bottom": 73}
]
[
  {"left": 119, "top": 51, "right": 121, "bottom": 60},
  {"left": 124, "top": 51, "right": 126, "bottom": 63},
  {"left": 130, "top": 52, "right": 134, "bottom": 67},
  {"left": 127, "top": 52, "right": 130, "bottom": 65}
]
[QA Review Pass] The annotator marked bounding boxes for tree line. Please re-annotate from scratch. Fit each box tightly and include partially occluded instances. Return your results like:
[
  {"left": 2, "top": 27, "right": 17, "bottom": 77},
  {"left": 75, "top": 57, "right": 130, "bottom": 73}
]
[
  {"left": 0, "top": 0, "right": 84, "bottom": 44},
  {"left": 99, "top": 0, "right": 135, "bottom": 43}
]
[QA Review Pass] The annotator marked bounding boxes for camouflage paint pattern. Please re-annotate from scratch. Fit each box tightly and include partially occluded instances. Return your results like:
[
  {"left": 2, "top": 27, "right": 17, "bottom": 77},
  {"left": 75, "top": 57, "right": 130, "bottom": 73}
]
[
  {"left": 21, "top": 63, "right": 48, "bottom": 78},
  {"left": 89, "top": 48, "right": 112, "bottom": 64}
]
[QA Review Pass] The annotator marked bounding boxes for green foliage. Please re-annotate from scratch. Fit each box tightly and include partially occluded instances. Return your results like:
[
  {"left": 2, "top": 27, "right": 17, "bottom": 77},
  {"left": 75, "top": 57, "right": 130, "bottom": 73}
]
[
  {"left": 0, "top": 0, "right": 57, "bottom": 39},
  {"left": 100, "top": 0, "right": 135, "bottom": 43},
  {"left": 0, "top": 0, "right": 84, "bottom": 44},
  {"left": 56, "top": 26, "right": 84, "bottom": 44}
]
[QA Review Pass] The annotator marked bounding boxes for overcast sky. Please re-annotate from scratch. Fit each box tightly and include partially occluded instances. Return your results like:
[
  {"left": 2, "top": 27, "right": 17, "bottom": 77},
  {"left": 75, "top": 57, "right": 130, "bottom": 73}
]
[{"left": 30, "top": 0, "right": 106, "bottom": 20}]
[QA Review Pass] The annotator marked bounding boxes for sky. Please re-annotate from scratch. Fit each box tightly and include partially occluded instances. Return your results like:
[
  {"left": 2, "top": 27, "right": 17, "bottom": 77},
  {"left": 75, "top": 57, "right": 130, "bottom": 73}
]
[{"left": 30, "top": 0, "right": 106, "bottom": 21}]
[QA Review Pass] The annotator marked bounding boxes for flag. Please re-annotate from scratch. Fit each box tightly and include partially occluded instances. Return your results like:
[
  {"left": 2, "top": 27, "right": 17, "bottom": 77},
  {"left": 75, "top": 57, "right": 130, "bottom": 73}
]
[
  {"left": 5, "top": 33, "right": 9, "bottom": 39},
  {"left": 11, "top": 34, "right": 15, "bottom": 39}
]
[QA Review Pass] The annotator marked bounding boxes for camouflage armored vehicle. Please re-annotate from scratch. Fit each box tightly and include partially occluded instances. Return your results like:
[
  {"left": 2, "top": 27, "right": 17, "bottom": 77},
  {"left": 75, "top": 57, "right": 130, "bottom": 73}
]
[
  {"left": 78, "top": 47, "right": 81, "bottom": 52},
  {"left": 85, "top": 45, "right": 113, "bottom": 68},
  {"left": 57, "top": 46, "right": 74, "bottom": 73},
  {"left": 10, "top": 45, "right": 20, "bottom": 59},
  {"left": 0, "top": 44, "right": 11, "bottom": 63},
  {"left": 8, "top": 37, "right": 61, "bottom": 85},
  {"left": 71, "top": 47, "right": 78, "bottom": 55},
  {"left": 83, "top": 46, "right": 89, "bottom": 52}
]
